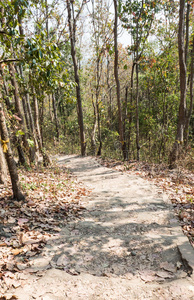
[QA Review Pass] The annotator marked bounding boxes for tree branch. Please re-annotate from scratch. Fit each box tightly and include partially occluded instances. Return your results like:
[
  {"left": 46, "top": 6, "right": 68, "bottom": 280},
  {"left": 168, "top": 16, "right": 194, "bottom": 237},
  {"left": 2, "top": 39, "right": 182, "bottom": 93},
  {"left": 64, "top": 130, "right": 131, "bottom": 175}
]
[{"left": 0, "top": 59, "right": 21, "bottom": 64}]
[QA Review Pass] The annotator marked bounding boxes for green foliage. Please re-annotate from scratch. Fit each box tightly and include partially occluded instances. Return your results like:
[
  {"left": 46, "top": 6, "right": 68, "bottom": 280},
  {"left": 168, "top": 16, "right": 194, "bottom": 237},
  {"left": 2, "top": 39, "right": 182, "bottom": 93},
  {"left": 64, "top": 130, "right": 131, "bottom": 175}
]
[
  {"left": 27, "top": 139, "right": 34, "bottom": 148},
  {"left": 16, "top": 130, "right": 25, "bottom": 137}
]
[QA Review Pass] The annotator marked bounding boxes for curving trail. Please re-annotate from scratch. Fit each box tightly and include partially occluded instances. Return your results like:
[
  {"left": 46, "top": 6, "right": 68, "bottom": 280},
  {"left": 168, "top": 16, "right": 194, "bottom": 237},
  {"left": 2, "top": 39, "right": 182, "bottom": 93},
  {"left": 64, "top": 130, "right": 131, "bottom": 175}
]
[{"left": 12, "top": 155, "right": 194, "bottom": 299}]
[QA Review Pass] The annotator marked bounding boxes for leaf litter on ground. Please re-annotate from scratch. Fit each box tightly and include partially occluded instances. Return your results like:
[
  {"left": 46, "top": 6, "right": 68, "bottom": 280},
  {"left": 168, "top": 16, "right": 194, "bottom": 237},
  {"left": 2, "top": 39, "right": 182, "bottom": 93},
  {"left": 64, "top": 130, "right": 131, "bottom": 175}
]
[
  {"left": 0, "top": 163, "right": 91, "bottom": 296},
  {"left": 97, "top": 157, "right": 194, "bottom": 248}
]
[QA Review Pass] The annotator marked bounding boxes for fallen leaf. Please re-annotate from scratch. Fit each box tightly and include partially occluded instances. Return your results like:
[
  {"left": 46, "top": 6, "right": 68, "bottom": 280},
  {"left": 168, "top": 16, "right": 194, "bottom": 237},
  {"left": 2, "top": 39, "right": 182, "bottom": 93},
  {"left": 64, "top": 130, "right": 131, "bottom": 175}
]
[
  {"left": 0, "top": 242, "right": 7, "bottom": 246},
  {"left": 6, "top": 262, "right": 15, "bottom": 271},
  {"left": 139, "top": 270, "right": 156, "bottom": 282},
  {"left": 11, "top": 249, "right": 23, "bottom": 256},
  {"left": 16, "top": 262, "right": 27, "bottom": 271},
  {"left": 7, "top": 217, "right": 16, "bottom": 224},
  {"left": 18, "top": 218, "right": 29, "bottom": 226}
]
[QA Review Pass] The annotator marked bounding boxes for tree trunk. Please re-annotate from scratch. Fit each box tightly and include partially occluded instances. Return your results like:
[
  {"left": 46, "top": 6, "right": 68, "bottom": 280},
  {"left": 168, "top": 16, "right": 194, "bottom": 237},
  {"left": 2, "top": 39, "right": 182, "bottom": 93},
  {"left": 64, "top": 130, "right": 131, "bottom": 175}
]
[
  {"left": 9, "top": 64, "right": 29, "bottom": 164},
  {"left": 113, "top": 0, "right": 127, "bottom": 160},
  {"left": 96, "top": 98, "right": 102, "bottom": 156},
  {"left": 136, "top": 61, "right": 140, "bottom": 161},
  {"left": 0, "top": 65, "right": 12, "bottom": 109},
  {"left": 169, "top": 0, "right": 187, "bottom": 168},
  {"left": 32, "top": 87, "right": 51, "bottom": 166},
  {"left": 96, "top": 56, "right": 102, "bottom": 156},
  {"left": 52, "top": 93, "right": 60, "bottom": 141},
  {"left": 17, "top": 66, "right": 31, "bottom": 133},
  {"left": 33, "top": 88, "right": 42, "bottom": 149},
  {"left": 45, "top": 0, "right": 49, "bottom": 38},
  {"left": 107, "top": 54, "right": 112, "bottom": 130},
  {"left": 0, "top": 104, "right": 25, "bottom": 200},
  {"left": 129, "top": 62, "right": 135, "bottom": 159},
  {"left": 123, "top": 86, "right": 128, "bottom": 160},
  {"left": 0, "top": 140, "right": 7, "bottom": 184},
  {"left": 66, "top": 0, "right": 86, "bottom": 156},
  {"left": 184, "top": 35, "right": 194, "bottom": 146},
  {"left": 26, "top": 92, "right": 38, "bottom": 150},
  {"left": 91, "top": 94, "right": 97, "bottom": 156}
]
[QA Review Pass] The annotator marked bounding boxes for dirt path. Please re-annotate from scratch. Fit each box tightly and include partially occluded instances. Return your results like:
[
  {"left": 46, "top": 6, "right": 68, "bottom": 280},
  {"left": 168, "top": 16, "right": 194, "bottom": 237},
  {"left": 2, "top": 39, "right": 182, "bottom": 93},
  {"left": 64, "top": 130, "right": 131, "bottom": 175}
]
[{"left": 10, "top": 155, "right": 194, "bottom": 299}]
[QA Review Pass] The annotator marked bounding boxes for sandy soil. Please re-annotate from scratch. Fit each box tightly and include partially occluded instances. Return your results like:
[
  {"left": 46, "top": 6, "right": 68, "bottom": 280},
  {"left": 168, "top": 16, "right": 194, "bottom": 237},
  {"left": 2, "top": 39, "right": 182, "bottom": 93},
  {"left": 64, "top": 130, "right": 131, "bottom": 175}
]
[{"left": 6, "top": 155, "right": 194, "bottom": 300}]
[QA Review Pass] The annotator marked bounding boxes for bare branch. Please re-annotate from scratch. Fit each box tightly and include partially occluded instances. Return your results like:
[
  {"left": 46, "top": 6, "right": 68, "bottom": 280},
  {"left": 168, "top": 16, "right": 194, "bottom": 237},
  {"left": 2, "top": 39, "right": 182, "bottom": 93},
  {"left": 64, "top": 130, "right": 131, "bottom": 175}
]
[{"left": 0, "top": 59, "right": 21, "bottom": 64}]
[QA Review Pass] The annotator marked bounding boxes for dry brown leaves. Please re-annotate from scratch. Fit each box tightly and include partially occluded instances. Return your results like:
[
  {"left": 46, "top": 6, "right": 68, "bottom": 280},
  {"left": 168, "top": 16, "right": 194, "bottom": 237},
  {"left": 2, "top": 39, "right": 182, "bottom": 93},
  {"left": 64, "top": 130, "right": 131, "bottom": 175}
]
[
  {"left": 98, "top": 157, "right": 194, "bottom": 247},
  {"left": 0, "top": 163, "right": 90, "bottom": 296}
]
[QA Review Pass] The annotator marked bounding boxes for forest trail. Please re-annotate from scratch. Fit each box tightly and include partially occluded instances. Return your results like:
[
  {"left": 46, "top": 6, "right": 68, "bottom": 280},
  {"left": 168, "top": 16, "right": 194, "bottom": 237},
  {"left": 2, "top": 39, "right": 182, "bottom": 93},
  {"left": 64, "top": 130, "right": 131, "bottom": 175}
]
[{"left": 11, "top": 155, "right": 194, "bottom": 299}]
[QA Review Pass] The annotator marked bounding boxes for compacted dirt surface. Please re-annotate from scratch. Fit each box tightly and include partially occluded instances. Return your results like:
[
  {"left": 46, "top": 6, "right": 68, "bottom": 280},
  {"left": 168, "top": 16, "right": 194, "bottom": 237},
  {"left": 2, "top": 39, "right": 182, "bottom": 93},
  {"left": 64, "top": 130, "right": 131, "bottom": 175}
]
[{"left": 5, "top": 155, "right": 194, "bottom": 299}]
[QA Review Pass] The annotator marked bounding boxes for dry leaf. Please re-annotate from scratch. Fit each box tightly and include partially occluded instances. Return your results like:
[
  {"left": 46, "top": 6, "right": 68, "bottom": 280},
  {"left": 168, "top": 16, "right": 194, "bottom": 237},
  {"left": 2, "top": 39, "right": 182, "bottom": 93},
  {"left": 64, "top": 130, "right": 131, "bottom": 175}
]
[
  {"left": 7, "top": 217, "right": 16, "bottom": 224},
  {"left": 16, "top": 262, "right": 27, "bottom": 270},
  {"left": 6, "top": 262, "right": 15, "bottom": 271},
  {"left": 139, "top": 270, "right": 156, "bottom": 282},
  {"left": 11, "top": 249, "right": 23, "bottom": 256},
  {"left": 0, "top": 242, "right": 7, "bottom": 247},
  {"left": 18, "top": 218, "right": 29, "bottom": 226}
]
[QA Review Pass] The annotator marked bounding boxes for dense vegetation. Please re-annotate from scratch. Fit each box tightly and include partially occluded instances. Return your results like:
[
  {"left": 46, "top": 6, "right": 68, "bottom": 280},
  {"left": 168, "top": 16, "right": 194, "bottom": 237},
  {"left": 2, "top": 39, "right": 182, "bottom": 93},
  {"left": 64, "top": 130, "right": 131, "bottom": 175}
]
[{"left": 0, "top": 0, "right": 193, "bottom": 199}]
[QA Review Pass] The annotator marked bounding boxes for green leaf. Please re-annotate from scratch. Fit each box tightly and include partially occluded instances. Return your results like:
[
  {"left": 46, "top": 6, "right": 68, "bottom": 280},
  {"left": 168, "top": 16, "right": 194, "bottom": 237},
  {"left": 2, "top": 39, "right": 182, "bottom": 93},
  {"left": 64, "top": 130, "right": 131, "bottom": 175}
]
[
  {"left": 39, "top": 50, "right": 43, "bottom": 58},
  {"left": 27, "top": 39, "right": 31, "bottom": 47},
  {"left": 16, "top": 130, "right": 25, "bottom": 137},
  {"left": 27, "top": 139, "right": 34, "bottom": 148},
  {"left": 109, "top": 49, "right": 114, "bottom": 56},
  {"left": 124, "top": 64, "right": 128, "bottom": 70},
  {"left": 118, "top": 0, "right": 122, "bottom": 14}
]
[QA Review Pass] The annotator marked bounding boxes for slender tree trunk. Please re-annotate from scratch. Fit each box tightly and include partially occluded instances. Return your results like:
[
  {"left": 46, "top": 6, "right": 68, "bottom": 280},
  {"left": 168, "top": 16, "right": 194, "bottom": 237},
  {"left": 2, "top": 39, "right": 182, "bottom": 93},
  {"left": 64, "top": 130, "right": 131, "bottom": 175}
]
[
  {"left": 45, "top": 0, "right": 49, "bottom": 38},
  {"left": 169, "top": 0, "right": 187, "bottom": 168},
  {"left": 9, "top": 64, "right": 29, "bottom": 164},
  {"left": 0, "top": 65, "right": 11, "bottom": 109},
  {"left": 123, "top": 86, "right": 128, "bottom": 160},
  {"left": 17, "top": 66, "right": 31, "bottom": 132},
  {"left": 91, "top": 94, "right": 97, "bottom": 155},
  {"left": 0, "top": 140, "right": 7, "bottom": 184},
  {"left": 107, "top": 55, "right": 112, "bottom": 130},
  {"left": 26, "top": 91, "right": 39, "bottom": 153},
  {"left": 17, "top": 14, "right": 37, "bottom": 163},
  {"left": 184, "top": 35, "right": 194, "bottom": 146},
  {"left": 113, "top": 0, "right": 127, "bottom": 160},
  {"left": 177, "top": 0, "right": 187, "bottom": 138},
  {"left": 135, "top": 18, "right": 140, "bottom": 161},
  {"left": 96, "top": 99, "right": 102, "bottom": 156},
  {"left": 52, "top": 93, "right": 60, "bottom": 141},
  {"left": 39, "top": 95, "right": 44, "bottom": 146},
  {"left": 0, "top": 104, "right": 25, "bottom": 200},
  {"left": 96, "top": 57, "right": 102, "bottom": 156},
  {"left": 129, "top": 62, "right": 135, "bottom": 159},
  {"left": 32, "top": 87, "right": 51, "bottom": 166},
  {"left": 185, "top": 2, "right": 190, "bottom": 66},
  {"left": 136, "top": 61, "right": 140, "bottom": 161},
  {"left": 66, "top": 0, "right": 86, "bottom": 156}
]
